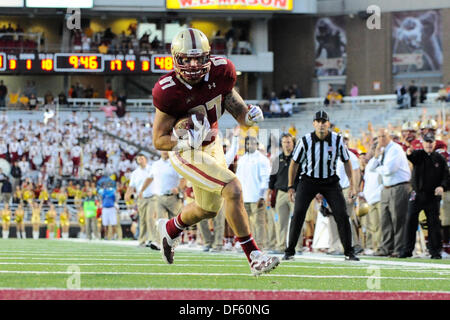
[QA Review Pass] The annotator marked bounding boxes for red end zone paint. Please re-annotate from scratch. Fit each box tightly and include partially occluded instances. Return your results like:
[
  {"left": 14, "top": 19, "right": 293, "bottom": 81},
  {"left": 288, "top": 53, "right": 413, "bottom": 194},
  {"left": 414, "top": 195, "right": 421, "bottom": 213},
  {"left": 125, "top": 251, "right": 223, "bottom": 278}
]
[{"left": 0, "top": 289, "right": 449, "bottom": 300}]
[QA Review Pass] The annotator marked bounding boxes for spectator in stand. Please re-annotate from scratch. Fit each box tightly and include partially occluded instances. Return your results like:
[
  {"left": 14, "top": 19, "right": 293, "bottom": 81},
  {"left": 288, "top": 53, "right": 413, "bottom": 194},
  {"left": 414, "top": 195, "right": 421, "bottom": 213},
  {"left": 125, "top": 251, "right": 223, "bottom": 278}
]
[
  {"left": 81, "top": 33, "right": 91, "bottom": 53},
  {"left": 290, "top": 83, "right": 302, "bottom": 98},
  {"left": 84, "top": 85, "right": 94, "bottom": 99},
  {"left": 68, "top": 85, "right": 75, "bottom": 98},
  {"left": 1, "top": 177, "right": 12, "bottom": 204},
  {"left": 29, "top": 93, "right": 38, "bottom": 110},
  {"left": 10, "top": 161, "right": 21, "bottom": 191},
  {"left": 269, "top": 100, "right": 282, "bottom": 117},
  {"left": 408, "top": 80, "right": 418, "bottom": 107},
  {"left": 73, "top": 29, "right": 82, "bottom": 52},
  {"left": 350, "top": 82, "right": 359, "bottom": 109},
  {"left": 98, "top": 42, "right": 109, "bottom": 54},
  {"left": 396, "top": 82, "right": 409, "bottom": 109},
  {"left": 279, "top": 85, "right": 291, "bottom": 100},
  {"left": 105, "top": 84, "right": 113, "bottom": 102},
  {"left": 225, "top": 27, "right": 236, "bottom": 55},
  {"left": 0, "top": 80, "right": 7, "bottom": 108},
  {"left": 288, "top": 123, "right": 298, "bottom": 138},
  {"left": 58, "top": 92, "right": 68, "bottom": 105},
  {"left": 100, "top": 101, "right": 117, "bottom": 119},
  {"left": 281, "top": 98, "right": 293, "bottom": 116}
]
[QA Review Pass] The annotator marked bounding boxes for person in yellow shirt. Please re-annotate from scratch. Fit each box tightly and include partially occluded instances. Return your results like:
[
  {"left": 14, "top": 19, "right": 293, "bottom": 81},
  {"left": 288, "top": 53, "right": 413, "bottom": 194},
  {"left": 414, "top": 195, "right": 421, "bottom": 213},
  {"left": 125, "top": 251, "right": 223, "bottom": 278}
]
[
  {"left": 77, "top": 206, "right": 86, "bottom": 239},
  {"left": 1, "top": 203, "right": 11, "bottom": 239},
  {"left": 31, "top": 201, "right": 42, "bottom": 239},
  {"left": 45, "top": 203, "right": 57, "bottom": 239},
  {"left": 57, "top": 187, "right": 68, "bottom": 206},
  {"left": 13, "top": 185, "right": 23, "bottom": 205},
  {"left": 14, "top": 203, "right": 25, "bottom": 239},
  {"left": 39, "top": 187, "right": 49, "bottom": 203},
  {"left": 288, "top": 123, "right": 298, "bottom": 138},
  {"left": 22, "top": 187, "right": 34, "bottom": 206},
  {"left": 60, "top": 206, "right": 70, "bottom": 239},
  {"left": 67, "top": 182, "right": 76, "bottom": 198},
  {"left": 74, "top": 184, "right": 84, "bottom": 208}
]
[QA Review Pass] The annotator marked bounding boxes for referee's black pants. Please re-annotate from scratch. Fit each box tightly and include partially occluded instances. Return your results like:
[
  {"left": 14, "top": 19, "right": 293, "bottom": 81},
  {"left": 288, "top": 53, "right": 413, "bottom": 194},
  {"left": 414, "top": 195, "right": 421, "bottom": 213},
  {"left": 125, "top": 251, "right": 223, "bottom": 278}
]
[
  {"left": 402, "top": 193, "right": 442, "bottom": 257},
  {"left": 285, "top": 177, "right": 354, "bottom": 256}
]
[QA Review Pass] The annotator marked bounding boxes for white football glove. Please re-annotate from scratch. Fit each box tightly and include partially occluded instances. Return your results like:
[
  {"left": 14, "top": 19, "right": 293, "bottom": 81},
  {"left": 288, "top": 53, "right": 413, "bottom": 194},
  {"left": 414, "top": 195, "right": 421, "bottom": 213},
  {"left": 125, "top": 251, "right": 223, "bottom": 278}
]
[
  {"left": 245, "top": 105, "right": 264, "bottom": 126},
  {"left": 172, "top": 114, "right": 211, "bottom": 151}
]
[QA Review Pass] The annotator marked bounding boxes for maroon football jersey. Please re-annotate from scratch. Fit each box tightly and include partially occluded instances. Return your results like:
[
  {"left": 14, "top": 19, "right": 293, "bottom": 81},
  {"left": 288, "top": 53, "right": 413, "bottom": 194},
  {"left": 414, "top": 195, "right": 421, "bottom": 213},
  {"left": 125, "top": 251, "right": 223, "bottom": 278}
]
[{"left": 152, "top": 56, "right": 237, "bottom": 145}]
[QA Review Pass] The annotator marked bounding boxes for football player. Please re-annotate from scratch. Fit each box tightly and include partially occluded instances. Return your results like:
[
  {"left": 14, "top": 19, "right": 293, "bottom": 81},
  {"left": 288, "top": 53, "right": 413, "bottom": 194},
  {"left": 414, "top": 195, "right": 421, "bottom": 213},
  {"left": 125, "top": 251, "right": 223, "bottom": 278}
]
[
  {"left": 400, "top": 121, "right": 422, "bottom": 151},
  {"left": 152, "top": 28, "right": 279, "bottom": 275},
  {"left": 419, "top": 119, "right": 449, "bottom": 161}
]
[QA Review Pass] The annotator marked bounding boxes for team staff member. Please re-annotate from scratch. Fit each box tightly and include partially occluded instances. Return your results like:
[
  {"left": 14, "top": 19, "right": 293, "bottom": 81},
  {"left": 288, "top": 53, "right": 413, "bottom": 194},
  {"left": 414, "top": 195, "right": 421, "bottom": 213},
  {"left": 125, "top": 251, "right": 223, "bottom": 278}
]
[
  {"left": 235, "top": 136, "right": 271, "bottom": 250},
  {"left": 284, "top": 110, "right": 358, "bottom": 261},
  {"left": 267, "top": 133, "right": 295, "bottom": 253},
  {"left": 125, "top": 154, "right": 157, "bottom": 248},
  {"left": 400, "top": 133, "right": 449, "bottom": 259},
  {"left": 140, "top": 151, "right": 186, "bottom": 250},
  {"left": 367, "top": 128, "right": 411, "bottom": 257}
]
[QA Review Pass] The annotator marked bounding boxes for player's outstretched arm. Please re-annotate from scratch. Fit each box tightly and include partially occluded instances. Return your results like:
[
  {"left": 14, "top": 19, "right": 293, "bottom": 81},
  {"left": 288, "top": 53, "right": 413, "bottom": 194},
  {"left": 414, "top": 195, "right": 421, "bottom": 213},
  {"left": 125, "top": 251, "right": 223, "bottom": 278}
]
[
  {"left": 153, "top": 109, "right": 178, "bottom": 151},
  {"left": 224, "top": 89, "right": 264, "bottom": 127}
]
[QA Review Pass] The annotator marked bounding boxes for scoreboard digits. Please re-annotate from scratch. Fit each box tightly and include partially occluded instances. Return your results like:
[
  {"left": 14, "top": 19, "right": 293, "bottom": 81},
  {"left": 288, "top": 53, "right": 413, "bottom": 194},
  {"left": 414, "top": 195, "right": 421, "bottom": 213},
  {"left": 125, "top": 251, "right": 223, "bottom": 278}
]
[
  {"left": 0, "top": 53, "right": 5, "bottom": 71},
  {"left": 0, "top": 52, "right": 175, "bottom": 74},
  {"left": 151, "top": 55, "right": 174, "bottom": 73}
]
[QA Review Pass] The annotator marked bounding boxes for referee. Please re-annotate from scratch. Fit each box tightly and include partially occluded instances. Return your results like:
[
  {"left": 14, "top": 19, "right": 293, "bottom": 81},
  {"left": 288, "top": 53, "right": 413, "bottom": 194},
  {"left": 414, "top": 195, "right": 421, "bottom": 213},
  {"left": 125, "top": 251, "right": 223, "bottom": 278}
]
[{"left": 283, "top": 110, "right": 359, "bottom": 261}]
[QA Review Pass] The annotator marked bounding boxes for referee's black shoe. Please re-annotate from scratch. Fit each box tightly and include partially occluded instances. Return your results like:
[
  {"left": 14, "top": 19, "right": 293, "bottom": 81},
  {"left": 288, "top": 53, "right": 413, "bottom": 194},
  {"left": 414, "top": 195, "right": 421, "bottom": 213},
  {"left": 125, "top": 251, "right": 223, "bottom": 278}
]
[
  {"left": 344, "top": 254, "right": 359, "bottom": 261},
  {"left": 282, "top": 254, "right": 295, "bottom": 261}
]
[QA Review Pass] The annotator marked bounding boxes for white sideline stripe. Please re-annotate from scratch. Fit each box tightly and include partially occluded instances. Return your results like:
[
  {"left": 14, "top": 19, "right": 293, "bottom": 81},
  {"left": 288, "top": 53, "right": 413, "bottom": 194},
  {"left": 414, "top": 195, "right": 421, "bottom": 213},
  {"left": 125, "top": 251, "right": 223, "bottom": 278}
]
[
  {"left": 290, "top": 254, "right": 450, "bottom": 269},
  {"left": 0, "top": 270, "right": 448, "bottom": 281},
  {"left": 0, "top": 256, "right": 449, "bottom": 270},
  {"left": 0, "top": 262, "right": 448, "bottom": 274},
  {"left": 0, "top": 257, "right": 245, "bottom": 262}
]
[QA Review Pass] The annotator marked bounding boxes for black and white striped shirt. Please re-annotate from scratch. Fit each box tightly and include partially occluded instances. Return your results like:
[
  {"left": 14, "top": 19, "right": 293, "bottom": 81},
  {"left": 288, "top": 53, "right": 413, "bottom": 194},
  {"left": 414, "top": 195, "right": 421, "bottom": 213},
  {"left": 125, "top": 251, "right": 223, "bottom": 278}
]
[{"left": 292, "top": 131, "right": 350, "bottom": 179}]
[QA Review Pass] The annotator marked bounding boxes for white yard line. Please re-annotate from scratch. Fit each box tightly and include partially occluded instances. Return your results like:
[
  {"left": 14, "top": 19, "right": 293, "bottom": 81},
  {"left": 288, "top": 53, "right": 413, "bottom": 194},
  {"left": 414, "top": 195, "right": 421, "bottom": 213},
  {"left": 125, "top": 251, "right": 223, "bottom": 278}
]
[
  {"left": 0, "top": 261, "right": 448, "bottom": 274},
  {"left": 0, "top": 270, "right": 448, "bottom": 281}
]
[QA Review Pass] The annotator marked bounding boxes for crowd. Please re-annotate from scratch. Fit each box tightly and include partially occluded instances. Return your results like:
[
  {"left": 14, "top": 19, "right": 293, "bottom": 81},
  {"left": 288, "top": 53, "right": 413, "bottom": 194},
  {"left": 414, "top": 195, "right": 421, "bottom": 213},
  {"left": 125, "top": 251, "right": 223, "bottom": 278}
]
[
  {"left": 0, "top": 23, "right": 38, "bottom": 53},
  {"left": 71, "top": 23, "right": 164, "bottom": 55},
  {"left": 0, "top": 107, "right": 449, "bottom": 259},
  {"left": 260, "top": 83, "right": 302, "bottom": 118}
]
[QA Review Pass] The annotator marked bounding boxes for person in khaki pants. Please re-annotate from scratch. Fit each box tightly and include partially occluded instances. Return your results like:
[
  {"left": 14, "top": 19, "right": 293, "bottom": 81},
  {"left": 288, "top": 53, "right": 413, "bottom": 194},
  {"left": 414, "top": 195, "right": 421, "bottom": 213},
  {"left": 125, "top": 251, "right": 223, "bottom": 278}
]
[
  {"left": 267, "top": 133, "right": 295, "bottom": 253},
  {"left": 125, "top": 153, "right": 158, "bottom": 249},
  {"left": 140, "top": 151, "right": 185, "bottom": 248},
  {"left": 236, "top": 136, "right": 271, "bottom": 250},
  {"left": 360, "top": 146, "right": 383, "bottom": 255}
]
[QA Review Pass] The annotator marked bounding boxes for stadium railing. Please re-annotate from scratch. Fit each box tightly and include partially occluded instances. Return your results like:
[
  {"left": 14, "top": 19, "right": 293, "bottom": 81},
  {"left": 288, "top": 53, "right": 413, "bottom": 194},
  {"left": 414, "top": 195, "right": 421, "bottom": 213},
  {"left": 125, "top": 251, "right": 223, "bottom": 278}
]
[{"left": 32, "top": 93, "right": 442, "bottom": 113}]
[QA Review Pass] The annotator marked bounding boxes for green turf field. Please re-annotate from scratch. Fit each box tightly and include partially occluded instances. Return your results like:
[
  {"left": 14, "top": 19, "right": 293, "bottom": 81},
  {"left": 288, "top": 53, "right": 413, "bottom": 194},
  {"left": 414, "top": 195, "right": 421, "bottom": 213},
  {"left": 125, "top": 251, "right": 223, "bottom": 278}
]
[{"left": 0, "top": 239, "right": 449, "bottom": 292}]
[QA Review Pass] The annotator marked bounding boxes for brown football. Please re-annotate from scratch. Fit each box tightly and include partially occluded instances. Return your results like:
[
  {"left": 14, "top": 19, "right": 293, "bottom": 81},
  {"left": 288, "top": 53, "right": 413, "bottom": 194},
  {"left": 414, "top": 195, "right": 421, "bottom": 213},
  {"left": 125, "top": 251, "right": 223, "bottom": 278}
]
[{"left": 174, "top": 113, "right": 207, "bottom": 138}]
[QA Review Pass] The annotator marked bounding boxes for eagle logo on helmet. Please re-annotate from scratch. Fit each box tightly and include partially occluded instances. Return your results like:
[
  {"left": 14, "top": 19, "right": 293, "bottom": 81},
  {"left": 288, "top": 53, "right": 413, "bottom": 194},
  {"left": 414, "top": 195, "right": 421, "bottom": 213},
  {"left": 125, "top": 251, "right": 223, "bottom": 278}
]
[{"left": 171, "top": 28, "right": 211, "bottom": 82}]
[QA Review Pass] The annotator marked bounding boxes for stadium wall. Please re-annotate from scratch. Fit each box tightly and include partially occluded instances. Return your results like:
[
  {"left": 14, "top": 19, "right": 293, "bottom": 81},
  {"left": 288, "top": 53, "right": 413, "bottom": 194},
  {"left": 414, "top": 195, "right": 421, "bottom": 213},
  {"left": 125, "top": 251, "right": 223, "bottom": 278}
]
[
  {"left": 270, "top": 16, "right": 316, "bottom": 98},
  {"left": 442, "top": 8, "right": 450, "bottom": 85},
  {"left": 345, "top": 12, "right": 393, "bottom": 95}
]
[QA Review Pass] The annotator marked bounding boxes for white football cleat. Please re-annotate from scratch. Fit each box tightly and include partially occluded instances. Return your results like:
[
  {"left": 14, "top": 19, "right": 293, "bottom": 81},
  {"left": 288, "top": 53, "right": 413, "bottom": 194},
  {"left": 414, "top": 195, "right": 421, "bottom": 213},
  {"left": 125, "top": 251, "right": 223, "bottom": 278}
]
[
  {"left": 249, "top": 250, "right": 280, "bottom": 276},
  {"left": 157, "top": 218, "right": 179, "bottom": 264}
]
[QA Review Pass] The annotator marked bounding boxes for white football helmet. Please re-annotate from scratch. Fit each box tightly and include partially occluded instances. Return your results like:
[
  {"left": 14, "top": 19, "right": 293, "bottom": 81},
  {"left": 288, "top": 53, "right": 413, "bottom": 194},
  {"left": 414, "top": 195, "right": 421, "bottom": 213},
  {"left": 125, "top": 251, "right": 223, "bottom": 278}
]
[{"left": 171, "top": 28, "right": 211, "bottom": 81}]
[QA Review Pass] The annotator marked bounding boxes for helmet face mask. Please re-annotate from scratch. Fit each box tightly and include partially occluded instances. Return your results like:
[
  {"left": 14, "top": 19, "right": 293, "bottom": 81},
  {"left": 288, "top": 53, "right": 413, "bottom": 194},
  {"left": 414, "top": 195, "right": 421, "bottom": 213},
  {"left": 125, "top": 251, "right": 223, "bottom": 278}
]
[{"left": 171, "top": 28, "right": 211, "bottom": 82}]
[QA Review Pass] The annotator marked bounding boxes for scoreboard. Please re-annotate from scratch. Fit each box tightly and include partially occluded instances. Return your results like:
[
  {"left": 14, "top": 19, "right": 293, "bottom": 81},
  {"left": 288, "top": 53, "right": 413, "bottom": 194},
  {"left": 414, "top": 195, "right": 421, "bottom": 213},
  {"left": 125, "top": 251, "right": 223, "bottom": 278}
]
[{"left": 0, "top": 52, "right": 174, "bottom": 74}]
